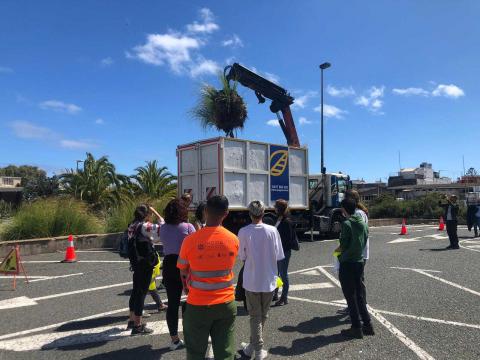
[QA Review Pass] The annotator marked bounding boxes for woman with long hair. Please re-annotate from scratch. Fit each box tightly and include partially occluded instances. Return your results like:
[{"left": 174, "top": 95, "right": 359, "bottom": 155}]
[
  {"left": 159, "top": 199, "right": 195, "bottom": 351},
  {"left": 272, "top": 199, "right": 296, "bottom": 306},
  {"left": 127, "top": 204, "right": 163, "bottom": 335}
]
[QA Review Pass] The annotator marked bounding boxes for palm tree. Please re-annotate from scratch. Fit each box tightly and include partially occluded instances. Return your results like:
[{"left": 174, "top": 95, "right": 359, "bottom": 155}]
[
  {"left": 60, "top": 153, "right": 132, "bottom": 210},
  {"left": 191, "top": 73, "right": 248, "bottom": 137},
  {"left": 132, "top": 160, "right": 177, "bottom": 199}
]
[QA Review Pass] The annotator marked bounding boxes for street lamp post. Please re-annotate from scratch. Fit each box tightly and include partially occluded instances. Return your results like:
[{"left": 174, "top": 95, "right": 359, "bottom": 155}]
[{"left": 319, "top": 62, "right": 331, "bottom": 175}]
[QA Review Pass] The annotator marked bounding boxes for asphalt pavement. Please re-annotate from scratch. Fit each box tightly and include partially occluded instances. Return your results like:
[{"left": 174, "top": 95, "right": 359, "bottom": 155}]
[{"left": 0, "top": 224, "right": 479, "bottom": 359}]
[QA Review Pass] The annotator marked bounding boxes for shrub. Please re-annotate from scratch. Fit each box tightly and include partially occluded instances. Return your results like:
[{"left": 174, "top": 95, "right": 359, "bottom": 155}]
[
  {"left": 105, "top": 195, "right": 174, "bottom": 233},
  {"left": 1, "top": 197, "right": 103, "bottom": 240},
  {"left": 0, "top": 200, "right": 14, "bottom": 219}
]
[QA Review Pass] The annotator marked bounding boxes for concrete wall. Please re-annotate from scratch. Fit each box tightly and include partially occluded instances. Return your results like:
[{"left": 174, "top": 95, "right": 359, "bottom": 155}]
[{"left": 0, "top": 232, "right": 123, "bottom": 257}]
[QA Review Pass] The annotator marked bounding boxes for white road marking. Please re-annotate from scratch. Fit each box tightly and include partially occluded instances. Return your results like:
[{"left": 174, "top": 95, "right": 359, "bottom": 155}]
[
  {"left": 408, "top": 269, "right": 480, "bottom": 298},
  {"left": 0, "top": 276, "right": 48, "bottom": 279},
  {"left": 423, "top": 234, "right": 448, "bottom": 240},
  {"left": 316, "top": 266, "right": 435, "bottom": 360},
  {"left": 22, "top": 260, "right": 129, "bottom": 263},
  {"left": 390, "top": 267, "right": 442, "bottom": 273},
  {"left": 0, "top": 296, "right": 38, "bottom": 310},
  {"left": 290, "top": 296, "right": 480, "bottom": 330},
  {"left": 287, "top": 265, "right": 332, "bottom": 275},
  {"left": 0, "top": 320, "right": 178, "bottom": 351},
  {"left": 366, "top": 306, "right": 435, "bottom": 360},
  {"left": 33, "top": 281, "right": 131, "bottom": 301},
  {"left": 30, "top": 273, "right": 84, "bottom": 282},
  {"left": 289, "top": 282, "right": 334, "bottom": 291},
  {"left": 298, "top": 269, "right": 322, "bottom": 276},
  {"left": 376, "top": 309, "right": 480, "bottom": 330},
  {"left": 459, "top": 240, "right": 480, "bottom": 253},
  {"left": 388, "top": 237, "right": 423, "bottom": 244}
]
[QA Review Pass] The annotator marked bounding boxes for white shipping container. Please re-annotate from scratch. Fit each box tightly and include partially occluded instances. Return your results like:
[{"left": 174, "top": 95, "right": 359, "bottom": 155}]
[{"left": 177, "top": 137, "right": 309, "bottom": 210}]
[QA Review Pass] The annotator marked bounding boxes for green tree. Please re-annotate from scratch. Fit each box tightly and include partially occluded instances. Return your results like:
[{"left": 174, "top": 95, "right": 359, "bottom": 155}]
[
  {"left": 131, "top": 160, "right": 177, "bottom": 199},
  {"left": 0, "top": 165, "right": 46, "bottom": 186},
  {"left": 191, "top": 74, "right": 248, "bottom": 137},
  {"left": 60, "top": 153, "right": 131, "bottom": 210}
]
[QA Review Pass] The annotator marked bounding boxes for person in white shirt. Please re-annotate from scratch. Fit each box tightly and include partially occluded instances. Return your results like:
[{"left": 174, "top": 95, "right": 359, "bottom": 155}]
[{"left": 238, "top": 200, "right": 284, "bottom": 360}]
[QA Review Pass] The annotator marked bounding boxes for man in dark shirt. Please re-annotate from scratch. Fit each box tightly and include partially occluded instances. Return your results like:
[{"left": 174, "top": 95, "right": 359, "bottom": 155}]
[
  {"left": 439, "top": 195, "right": 460, "bottom": 249},
  {"left": 335, "top": 198, "right": 374, "bottom": 339}
]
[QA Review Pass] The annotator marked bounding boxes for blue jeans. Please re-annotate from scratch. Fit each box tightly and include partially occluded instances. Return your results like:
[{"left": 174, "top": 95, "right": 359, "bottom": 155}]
[{"left": 277, "top": 250, "right": 291, "bottom": 300}]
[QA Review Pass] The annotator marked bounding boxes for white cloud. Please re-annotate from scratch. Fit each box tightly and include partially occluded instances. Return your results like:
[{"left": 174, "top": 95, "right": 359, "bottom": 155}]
[
  {"left": 186, "top": 8, "right": 219, "bottom": 34},
  {"left": 0, "top": 66, "right": 13, "bottom": 74},
  {"left": 354, "top": 86, "right": 385, "bottom": 113},
  {"left": 432, "top": 84, "right": 465, "bottom": 98},
  {"left": 60, "top": 139, "right": 97, "bottom": 150},
  {"left": 127, "top": 8, "right": 221, "bottom": 78},
  {"left": 314, "top": 104, "right": 347, "bottom": 119},
  {"left": 222, "top": 34, "right": 243, "bottom": 48},
  {"left": 266, "top": 119, "right": 280, "bottom": 127},
  {"left": 299, "top": 116, "right": 312, "bottom": 125},
  {"left": 292, "top": 91, "right": 317, "bottom": 109},
  {"left": 327, "top": 85, "right": 355, "bottom": 97},
  {"left": 100, "top": 57, "right": 114, "bottom": 66},
  {"left": 264, "top": 72, "right": 280, "bottom": 84},
  {"left": 9, "top": 121, "right": 55, "bottom": 139},
  {"left": 9, "top": 121, "right": 97, "bottom": 150},
  {"left": 39, "top": 100, "right": 82, "bottom": 114},
  {"left": 392, "top": 87, "right": 429, "bottom": 96},
  {"left": 95, "top": 118, "right": 105, "bottom": 125},
  {"left": 190, "top": 58, "right": 221, "bottom": 78},
  {"left": 127, "top": 33, "right": 200, "bottom": 73}
]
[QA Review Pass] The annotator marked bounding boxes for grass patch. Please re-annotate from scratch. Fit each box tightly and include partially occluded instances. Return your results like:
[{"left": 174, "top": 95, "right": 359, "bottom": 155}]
[
  {"left": 105, "top": 196, "right": 173, "bottom": 233},
  {"left": 1, "top": 197, "right": 103, "bottom": 240}
]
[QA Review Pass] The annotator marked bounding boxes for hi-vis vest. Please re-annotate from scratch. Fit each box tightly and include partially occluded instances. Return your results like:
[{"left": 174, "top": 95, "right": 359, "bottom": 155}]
[{"left": 177, "top": 226, "right": 239, "bottom": 306}]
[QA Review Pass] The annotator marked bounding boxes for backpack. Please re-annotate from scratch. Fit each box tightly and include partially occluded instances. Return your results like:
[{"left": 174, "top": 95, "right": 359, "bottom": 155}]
[{"left": 118, "top": 230, "right": 130, "bottom": 258}]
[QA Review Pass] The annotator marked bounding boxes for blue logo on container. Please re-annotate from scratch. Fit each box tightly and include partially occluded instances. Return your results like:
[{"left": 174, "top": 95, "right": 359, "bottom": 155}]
[{"left": 270, "top": 145, "right": 289, "bottom": 201}]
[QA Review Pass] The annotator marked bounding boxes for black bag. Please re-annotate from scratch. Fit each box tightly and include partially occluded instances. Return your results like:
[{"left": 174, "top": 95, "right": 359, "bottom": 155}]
[
  {"left": 290, "top": 232, "right": 300, "bottom": 251},
  {"left": 235, "top": 265, "right": 246, "bottom": 301},
  {"left": 118, "top": 230, "right": 130, "bottom": 258}
]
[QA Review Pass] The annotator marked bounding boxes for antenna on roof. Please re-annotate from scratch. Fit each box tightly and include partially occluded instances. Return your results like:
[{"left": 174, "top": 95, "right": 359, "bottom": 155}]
[{"left": 398, "top": 151, "right": 402, "bottom": 171}]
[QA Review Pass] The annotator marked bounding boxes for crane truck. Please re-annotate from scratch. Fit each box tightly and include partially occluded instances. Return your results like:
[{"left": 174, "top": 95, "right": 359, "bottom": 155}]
[{"left": 177, "top": 63, "right": 351, "bottom": 237}]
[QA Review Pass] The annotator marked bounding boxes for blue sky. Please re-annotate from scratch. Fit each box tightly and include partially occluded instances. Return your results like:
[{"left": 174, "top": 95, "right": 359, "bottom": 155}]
[{"left": 1, "top": 0, "right": 479, "bottom": 182}]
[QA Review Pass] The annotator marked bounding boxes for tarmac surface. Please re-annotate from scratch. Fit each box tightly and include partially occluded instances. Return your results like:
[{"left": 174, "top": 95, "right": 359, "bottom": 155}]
[{"left": 0, "top": 224, "right": 479, "bottom": 359}]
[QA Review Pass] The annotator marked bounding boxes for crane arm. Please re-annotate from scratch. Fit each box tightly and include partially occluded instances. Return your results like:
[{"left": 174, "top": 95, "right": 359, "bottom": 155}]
[{"left": 225, "top": 63, "right": 300, "bottom": 147}]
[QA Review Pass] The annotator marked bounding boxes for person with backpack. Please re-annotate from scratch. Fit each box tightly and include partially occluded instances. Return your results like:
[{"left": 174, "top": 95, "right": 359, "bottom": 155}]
[
  {"left": 126, "top": 204, "right": 163, "bottom": 335},
  {"left": 159, "top": 199, "right": 195, "bottom": 351}
]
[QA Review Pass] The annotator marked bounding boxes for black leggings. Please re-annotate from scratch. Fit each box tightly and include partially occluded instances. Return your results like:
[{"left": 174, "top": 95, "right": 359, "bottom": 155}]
[
  {"left": 129, "top": 265, "right": 153, "bottom": 316},
  {"left": 162, "top": 254, "right": 184, "bottom": 337}
]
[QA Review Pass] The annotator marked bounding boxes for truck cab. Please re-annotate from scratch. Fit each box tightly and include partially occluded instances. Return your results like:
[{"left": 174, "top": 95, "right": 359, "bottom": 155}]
[{"left": 308, "top": 173, "right": 351, "bottom": 209}]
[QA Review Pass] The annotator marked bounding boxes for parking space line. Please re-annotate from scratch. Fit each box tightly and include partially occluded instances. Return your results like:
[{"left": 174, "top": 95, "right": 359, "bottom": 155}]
[
  {"left": 460, "top": 240, "right": 480, "bottom": 253},
  {"left": 390, "top": 267, "right": 442, "bottom": 273},
  {"left": 409, "top": 269, "right": 480, "bottom": 297},
  {"left": 32, "top": 281, "right": 131, "bottom": 301},
  {"left": 30, "top": 273, "right": 84, "bottom": 282},
  {"left": 317, "top": 266, "right": 435, "bottom": 360},
  {"left": 22, "top": 260, "right": 129, "bottom": 263}
]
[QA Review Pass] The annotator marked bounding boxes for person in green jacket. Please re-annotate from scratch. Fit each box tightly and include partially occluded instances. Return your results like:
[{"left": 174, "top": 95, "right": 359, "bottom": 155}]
[{"left": 335, "top": 198, "right": 374, "bottom": 339}]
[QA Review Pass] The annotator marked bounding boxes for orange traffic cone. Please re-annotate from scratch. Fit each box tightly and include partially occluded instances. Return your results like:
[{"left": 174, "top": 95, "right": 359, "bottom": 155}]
[
  {"left": 399, "top": 218, "right": 408, "bottom": 235},
  {"left": 438, "top": 216, "right": 445, "bottom": 231},
  {"left": 61, "top": 235, "right": 77, "bottom": 263}
]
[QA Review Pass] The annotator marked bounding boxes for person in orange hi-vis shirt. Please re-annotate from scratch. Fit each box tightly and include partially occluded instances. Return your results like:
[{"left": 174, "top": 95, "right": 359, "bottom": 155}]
[{"left": 177, "top": 195, "right": 239, "bottom": 360}]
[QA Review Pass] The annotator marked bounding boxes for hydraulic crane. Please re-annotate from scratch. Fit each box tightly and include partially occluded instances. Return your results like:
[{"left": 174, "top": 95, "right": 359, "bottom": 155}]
[{"left": 224, "top": 63, "right": 300, "bottom": 147}]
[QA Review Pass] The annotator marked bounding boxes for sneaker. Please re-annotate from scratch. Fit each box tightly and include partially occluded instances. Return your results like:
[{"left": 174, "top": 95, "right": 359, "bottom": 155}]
[
  {"left": 241, "top": 342, "right": 254, "bottom": 357},
  {"left": 169, "top": 339, "right": 184, "bottom": 351},
  {"left": 131, "top": 324, "right": 154, "bottom": 336},
  {"left": 158, "top": 304, "right": 168, "bottom": 312},
  {"left": 341, "top": 327, "right": 363, "bottom": 339},
  {"left": 337, "top": 307, "right": 349, "bottom": 315},
  {"left": 273, "top": 298, "right": 288, "bottom": 307},
  {"left": 451, "top": 245, "right": 460, "bottom": 250},
  {"left": 126, "top": 320, "right": 134, "bottom": 330},
  {"left": 362, "top": 323, "right": 375, "bottom": 336},
  {"left": 254, "top": 349, "right": 268, "bottom": 359},
  {"left": 271, "top": 294, "right": 279, "bottom": 302}
]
